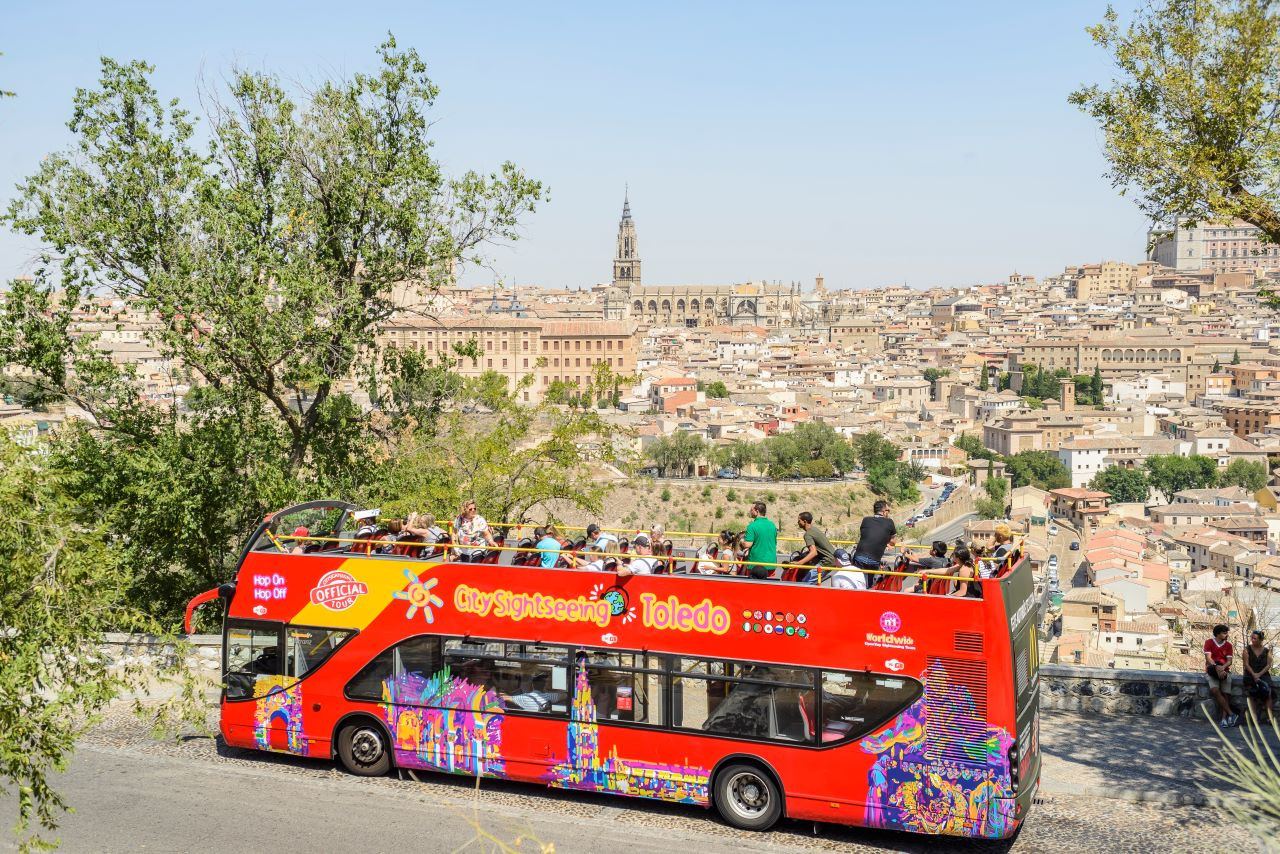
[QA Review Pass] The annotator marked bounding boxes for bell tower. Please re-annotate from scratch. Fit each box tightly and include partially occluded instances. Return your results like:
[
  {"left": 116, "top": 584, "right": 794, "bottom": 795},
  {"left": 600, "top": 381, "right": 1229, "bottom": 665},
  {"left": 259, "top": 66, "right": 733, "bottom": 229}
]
[{"left": 612, "top": 188, "right": 641, "bottom": 289}]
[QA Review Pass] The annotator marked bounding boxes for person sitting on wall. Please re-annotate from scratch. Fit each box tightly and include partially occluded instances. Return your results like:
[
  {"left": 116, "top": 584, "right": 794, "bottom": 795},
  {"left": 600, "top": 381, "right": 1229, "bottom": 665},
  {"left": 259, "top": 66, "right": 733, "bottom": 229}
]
[{"left": 1205, "top": 623, "right": 1241, "bottom": 728}]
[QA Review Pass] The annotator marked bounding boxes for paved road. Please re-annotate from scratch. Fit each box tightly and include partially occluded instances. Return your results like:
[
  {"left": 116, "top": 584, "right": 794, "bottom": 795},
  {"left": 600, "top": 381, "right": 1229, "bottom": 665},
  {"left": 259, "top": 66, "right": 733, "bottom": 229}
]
[{"left": 2, "top": 707, "right": 1263, "bottom": 854}]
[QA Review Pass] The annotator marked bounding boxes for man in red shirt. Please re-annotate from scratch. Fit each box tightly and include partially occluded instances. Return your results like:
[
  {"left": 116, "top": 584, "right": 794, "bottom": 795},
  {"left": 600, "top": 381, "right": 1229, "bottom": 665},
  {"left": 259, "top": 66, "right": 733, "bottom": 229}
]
[{"left": 1204, "top": 624, "right": 1239, "bottom": 727}]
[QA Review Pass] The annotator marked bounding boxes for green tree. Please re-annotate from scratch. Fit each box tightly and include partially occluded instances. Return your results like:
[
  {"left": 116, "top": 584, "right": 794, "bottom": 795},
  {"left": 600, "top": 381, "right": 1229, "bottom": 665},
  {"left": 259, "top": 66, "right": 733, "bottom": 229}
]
[
  {"left": 1091, "top": 465, "right": 1152, "bottom": 503},
  {"left": 368, "top": 387, "right": 621, "bottom": 527},
  {"left": 1214, "top": 358, "right": 1223, "bottom": 373},
  {"left": 703, "top": 380, "right": 729, "bottom": 399},
  {"left": 1005, "top": 450, "right": 1072, "bottom": 490},
  {"left": 1222, "top": 458, "right": 1270, "bottom": 491},
  {"left": 645, "top": 431, "right": 705, "bottom": 478},
  {"left": 1145, "top": 454, "right": 1220, "bottom": 499},
  {"left": 922, "top": 367, "right": 950, "bottom": 383},
  {"left": 976, "top": 475, "right": 1009, "bottom": 520},
  {"left": 978, "top": 367, "right": 990, "bottom": 391},
  {"left": 1071, "top": 1, "right": 1280, "bottom": 249},
  {"left": 713, "top": 440, "right": 758, "bottom": 475},
  {"left": 0, "top": 435, "right": 182, "bottom": 848},
  {"left": 1234, "top": 349, "right": 1243, "bottom": 365},
  {"left": 953, "top": 432, "right": 997, "bottom": 462},
  {"left": 0, "top": 40, "right": 544, "bottom": 615},
  {"left": 853, "top": 431, "right": 901, "bottom": 470},
  {"left": 1091, "top": 365, "right": 1104, "bottom": 404}
]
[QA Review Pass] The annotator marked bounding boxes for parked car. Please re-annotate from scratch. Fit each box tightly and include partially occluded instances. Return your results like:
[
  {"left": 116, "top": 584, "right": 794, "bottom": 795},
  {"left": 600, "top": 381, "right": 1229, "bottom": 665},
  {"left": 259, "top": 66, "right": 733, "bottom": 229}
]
[
  {"left": 905, "top": 518, "right": 917, "bottom": 528},
  {"left": 1048, "top": 524, "right": 1059, "bottom": 536},
  {"left": 1048, "top": 555, "right": 1059, "bottom": 567},
  {"left": 638, "top": 466, "right": 660, "bottom": 477},
  {"left": 715, "top": 468, "right": 740, "bottom": 479},
  {"left": 1069, "top": 541, "right": 1080, "bottom": 550}
]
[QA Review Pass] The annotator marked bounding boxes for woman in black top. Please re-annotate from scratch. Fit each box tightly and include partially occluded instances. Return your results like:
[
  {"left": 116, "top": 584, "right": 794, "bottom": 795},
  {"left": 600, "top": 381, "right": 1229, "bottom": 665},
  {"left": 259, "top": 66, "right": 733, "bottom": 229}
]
[
  {"left": 950, "top": 547, "right": 982, "bottom": 599},
  {"left": 1244, "top": 630, "right": 1274, "bottom": 722}
]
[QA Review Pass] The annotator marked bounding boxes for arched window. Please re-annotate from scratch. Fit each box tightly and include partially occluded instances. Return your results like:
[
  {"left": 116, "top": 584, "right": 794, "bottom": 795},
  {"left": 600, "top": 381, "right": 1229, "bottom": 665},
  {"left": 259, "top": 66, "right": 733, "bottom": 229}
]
[
  {"left": 633, "top": 301, "right": 643, "bottom": 313},
  {"left": 705, "top": 298, "right": 715, "bottom": 311},
  {"left": 647, "top": 300, "right": 658, "bottom": 313},
  {"left": 661, "top": 299, "right": 672, "bottom": 313},
  {"left": 676, "top": 299, "right": 686, "bottom": 312}
]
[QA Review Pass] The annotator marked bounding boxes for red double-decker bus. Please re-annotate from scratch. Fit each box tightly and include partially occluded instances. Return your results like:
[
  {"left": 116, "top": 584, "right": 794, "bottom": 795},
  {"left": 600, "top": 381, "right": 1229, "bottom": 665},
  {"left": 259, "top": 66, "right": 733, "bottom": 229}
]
[{"left": 188, "top": 500, "right": 1041, "bottom": 840}]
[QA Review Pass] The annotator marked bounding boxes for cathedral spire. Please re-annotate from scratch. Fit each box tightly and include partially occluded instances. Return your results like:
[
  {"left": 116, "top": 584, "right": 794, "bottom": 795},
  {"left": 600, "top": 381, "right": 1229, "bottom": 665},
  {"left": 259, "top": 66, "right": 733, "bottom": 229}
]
[{"left": 612, "top": 189, "right": 640, "bottom": 289}]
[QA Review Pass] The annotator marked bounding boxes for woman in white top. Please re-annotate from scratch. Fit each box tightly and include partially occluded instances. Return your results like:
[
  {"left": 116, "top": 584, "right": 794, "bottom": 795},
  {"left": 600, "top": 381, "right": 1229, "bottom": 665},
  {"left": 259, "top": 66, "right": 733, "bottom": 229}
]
[{"left": 453, "top": 499, "right": 496, "bottom": 562}]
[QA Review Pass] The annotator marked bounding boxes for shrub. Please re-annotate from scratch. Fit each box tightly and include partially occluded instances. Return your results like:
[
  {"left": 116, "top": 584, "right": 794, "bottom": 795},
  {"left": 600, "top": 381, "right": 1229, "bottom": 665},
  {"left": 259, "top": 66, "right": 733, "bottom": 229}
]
[
  {"left": 701, "top": 484, "right": 712, "bottom": 498},
  {"left": 726, "top": 488, "right": 738, "bottom": 503},
  {"left": 660, "top": 488, "right": 672, "bottom": 503},
  {"left": 714, "top": 507, "right": 724, "bottom": 520}
]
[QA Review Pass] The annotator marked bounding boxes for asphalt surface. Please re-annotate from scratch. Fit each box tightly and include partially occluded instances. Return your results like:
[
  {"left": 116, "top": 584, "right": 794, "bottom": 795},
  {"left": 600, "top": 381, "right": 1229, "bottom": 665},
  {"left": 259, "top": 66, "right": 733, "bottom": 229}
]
[{"left": 1, "top": 706, "right": 1263, "bottom": 854}]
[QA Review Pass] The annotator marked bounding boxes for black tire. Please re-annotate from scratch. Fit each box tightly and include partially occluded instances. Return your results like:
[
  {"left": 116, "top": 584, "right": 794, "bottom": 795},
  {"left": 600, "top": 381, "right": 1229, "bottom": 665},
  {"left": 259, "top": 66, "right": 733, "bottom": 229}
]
[
  {"left": 714, "top": 762, "right": 782, "bottom": 831},
  {"left": 336, "top": 720, "right": 391, "bottom": 777}
]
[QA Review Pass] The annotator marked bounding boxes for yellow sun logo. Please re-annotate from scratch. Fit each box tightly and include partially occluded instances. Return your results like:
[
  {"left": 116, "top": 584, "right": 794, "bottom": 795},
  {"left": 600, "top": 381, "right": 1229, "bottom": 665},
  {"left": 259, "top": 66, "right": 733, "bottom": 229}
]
[{"left": 393, "top": 568, "right": 444, "bottom": 623}]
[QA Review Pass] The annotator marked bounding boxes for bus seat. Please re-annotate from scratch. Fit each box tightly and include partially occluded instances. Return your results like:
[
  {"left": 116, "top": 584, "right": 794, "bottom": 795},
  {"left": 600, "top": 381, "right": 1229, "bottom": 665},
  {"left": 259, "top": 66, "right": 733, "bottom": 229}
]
[{"left": 798, "top": 692, "right": 853, "bottom": 743}]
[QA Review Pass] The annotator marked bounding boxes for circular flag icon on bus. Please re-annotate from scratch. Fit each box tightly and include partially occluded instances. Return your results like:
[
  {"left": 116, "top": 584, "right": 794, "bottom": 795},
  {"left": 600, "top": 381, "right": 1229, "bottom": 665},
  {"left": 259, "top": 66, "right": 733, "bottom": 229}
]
[{"left": 879, "top": 611, "right": 902, "bottom": 633}]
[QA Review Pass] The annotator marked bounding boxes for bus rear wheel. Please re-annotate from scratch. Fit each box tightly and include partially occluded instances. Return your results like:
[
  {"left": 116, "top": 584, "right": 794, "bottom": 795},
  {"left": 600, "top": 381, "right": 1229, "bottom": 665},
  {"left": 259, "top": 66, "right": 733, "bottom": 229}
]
[
  {"left": 714, "top": 763, "right": 782, "bottom": 831},
  {"left": 337, "top": 721, "right": 391, "bottom": 777}
]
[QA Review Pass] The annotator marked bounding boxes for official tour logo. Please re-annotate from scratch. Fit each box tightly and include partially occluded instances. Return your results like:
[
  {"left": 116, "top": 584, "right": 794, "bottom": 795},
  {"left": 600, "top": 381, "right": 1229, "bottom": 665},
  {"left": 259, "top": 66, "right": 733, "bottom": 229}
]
[{"left": 309, "top": 570, "right": 368, "bottom": 611}]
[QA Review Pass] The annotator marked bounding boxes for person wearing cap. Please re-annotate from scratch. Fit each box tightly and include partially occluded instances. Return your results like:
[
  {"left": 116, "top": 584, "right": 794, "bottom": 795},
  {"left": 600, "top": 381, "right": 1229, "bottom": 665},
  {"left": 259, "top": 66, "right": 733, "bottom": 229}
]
[
  {"left": 351, "top": 509, "right": 382, "bottom": 555},
  {"left": 587, "top": 522, "right": 618, "bottom": 551},
  {"left": 618, "top": 534, "right": 659, "bottom": 577},
  {"left": 453, "top": 499, "right": 496, "bottom": 563},
  {"left": 289, "top": 525, "right": 310, "bottom": 555}
]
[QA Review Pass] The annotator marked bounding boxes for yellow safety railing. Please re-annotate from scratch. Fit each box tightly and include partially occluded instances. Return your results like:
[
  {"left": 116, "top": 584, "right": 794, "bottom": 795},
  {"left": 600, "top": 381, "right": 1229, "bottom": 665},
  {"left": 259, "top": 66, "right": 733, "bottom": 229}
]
[
  {"left": 444, "top": 520, "right": 935, "bottom": 550},
  {"left": 268, "top": 532, "right": 1019, "bottom": 586}
]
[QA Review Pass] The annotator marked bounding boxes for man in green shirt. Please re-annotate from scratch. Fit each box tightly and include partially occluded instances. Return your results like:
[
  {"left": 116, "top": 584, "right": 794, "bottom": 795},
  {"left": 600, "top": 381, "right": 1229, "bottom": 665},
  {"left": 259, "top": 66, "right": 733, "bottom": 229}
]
[{"left": 741, "top": 501, "right": 778, "bottom": 580}]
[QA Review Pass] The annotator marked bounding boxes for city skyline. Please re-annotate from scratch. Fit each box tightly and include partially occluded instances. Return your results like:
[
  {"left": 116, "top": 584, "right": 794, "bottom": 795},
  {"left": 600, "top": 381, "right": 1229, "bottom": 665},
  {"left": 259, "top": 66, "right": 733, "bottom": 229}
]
[{"left": 1, "top": 1, "right": 1146, "bottom": 291}]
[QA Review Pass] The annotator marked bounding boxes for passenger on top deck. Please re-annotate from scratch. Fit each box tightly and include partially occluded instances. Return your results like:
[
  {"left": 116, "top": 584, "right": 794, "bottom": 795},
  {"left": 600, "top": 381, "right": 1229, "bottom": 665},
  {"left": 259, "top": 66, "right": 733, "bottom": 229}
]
[
  {"left": 741, "top": 501, "right": 778, "bottom": 580},
  {"left": 983, "top": 524, "right": 1014, "bottom": 578},
  {"left": 453, "top": 499, "right": 496, "bottom": 563},
  {"left": 851, "top": 500, "right": 896, "bottom": 573},
  {"left": 617, "top": 534, "right": 660, "bottom": 577},
  {"left": 823, "top": 548, "right": 868, "bottom": 590},
  {"left": 795, "top": 512, "right": 838, "bottom": 584}
]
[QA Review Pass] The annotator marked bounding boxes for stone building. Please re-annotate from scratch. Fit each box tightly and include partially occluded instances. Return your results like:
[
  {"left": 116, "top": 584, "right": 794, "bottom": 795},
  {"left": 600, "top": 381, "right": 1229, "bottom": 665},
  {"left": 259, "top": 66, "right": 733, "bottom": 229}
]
[
  {"left": 601, "top": 193, "right": 816, "bottom": 329},
  {"left": 376, "top": 315, "right": 637, "bottom": 404}
]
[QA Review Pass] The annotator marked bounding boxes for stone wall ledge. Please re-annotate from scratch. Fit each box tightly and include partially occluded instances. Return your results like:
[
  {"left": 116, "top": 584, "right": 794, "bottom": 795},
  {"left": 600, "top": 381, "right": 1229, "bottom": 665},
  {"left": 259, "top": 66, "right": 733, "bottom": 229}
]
[{"left": 1040, "top": 663, "right": 1254, "bottom": 717}]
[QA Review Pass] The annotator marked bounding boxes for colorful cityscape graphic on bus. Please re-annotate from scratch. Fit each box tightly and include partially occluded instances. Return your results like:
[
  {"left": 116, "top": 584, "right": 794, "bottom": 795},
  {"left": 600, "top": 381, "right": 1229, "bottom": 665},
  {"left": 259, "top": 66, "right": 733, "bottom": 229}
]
[
  {"left": 546, "top": 664, "right": 711, "bottom": 805},
  {"left": 381, "top": 667, "right": 506, "bottom": 777},
  {"left": 253, "top": 676, "right": 307, "bottom": 755},
  {"left": 860, "top": 663, "right": 1016, "bottom": 839}
]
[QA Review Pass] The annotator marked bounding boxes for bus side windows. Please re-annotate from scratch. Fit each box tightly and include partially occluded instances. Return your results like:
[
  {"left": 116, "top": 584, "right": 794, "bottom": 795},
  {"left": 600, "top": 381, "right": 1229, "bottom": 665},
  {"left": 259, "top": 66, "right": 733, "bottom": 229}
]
[
  {"left": 672, "top": 659, "right": 815, "bottom": 744},
  {"left": 225, "top": 622, "right": 282, "bottom": 701},
  {"left": 439, "top": 639, "right": 572, "bottom": 716},
  {"left": 345, "top": 636, "right": 443, "bottom": 703},
  {"left": 284, "top": 627, "right": 354, "bottom": 680},
  {"left": 817, "top": 671, "right": 923, "bottom": 743},
  {"left": 584, "top": 652, "right": 665, "bottom": 726}
]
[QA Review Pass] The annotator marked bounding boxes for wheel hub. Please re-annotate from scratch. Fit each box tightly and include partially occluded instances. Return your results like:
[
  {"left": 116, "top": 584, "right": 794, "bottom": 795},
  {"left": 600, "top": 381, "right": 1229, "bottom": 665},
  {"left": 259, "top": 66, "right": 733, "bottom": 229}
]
[{"left": 352, "top": 729, "right": 382, "bottom": 764}]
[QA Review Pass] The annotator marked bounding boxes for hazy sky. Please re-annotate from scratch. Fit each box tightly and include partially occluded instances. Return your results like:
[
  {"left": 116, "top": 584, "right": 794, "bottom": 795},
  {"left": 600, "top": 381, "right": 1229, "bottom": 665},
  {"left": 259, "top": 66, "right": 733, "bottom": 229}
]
[{"left": 0, "top": 0, "right": 1146, "bottom": 291}]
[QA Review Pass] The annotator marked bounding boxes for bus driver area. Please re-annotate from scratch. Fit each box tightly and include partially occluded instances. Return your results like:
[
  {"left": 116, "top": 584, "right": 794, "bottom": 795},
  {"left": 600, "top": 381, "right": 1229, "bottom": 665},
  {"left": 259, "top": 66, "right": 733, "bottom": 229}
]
[{"left": 192, "top": 500, "right": 1040, "bottom": 842}]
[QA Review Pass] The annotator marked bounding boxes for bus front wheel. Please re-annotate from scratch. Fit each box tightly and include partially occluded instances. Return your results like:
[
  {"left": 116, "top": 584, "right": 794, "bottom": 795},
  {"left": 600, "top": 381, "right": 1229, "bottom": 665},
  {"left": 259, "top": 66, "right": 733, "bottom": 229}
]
[
  {"left": 714, "top": 763, "right": 782, "bottom": 831},
  {"left": 337, "top": 721, "right": 391, "bottom": 777}
]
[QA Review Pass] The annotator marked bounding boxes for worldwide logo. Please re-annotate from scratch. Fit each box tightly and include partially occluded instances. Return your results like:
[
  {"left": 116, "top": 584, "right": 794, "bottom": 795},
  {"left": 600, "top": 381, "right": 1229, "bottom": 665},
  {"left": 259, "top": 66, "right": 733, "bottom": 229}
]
[
  {"left": 880, "top": 611, "right": 902, "bottom": 633},
  {"left": 309, "top": 570, "right": 369, "bottom": 611}
]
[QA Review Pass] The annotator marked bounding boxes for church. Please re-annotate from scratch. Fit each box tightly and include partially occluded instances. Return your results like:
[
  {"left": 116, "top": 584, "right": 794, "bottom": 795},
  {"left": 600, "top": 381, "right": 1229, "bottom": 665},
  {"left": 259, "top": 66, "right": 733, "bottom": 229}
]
[{"left": 601, "top": 193, "right": 818, "bottom": 329}]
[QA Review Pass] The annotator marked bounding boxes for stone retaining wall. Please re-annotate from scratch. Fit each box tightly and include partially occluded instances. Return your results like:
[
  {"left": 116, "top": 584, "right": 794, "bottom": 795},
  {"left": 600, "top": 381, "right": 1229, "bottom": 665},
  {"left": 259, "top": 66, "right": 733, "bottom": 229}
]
[
  {"left": 1039, "top": 663, "right": 1249, "bottom": 718},
  {"left": 102, "top": 632, "right": 223, "bottom": 675},
  {"left": 97, "top": 635, "right": 1249, "bottom": 719}
]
